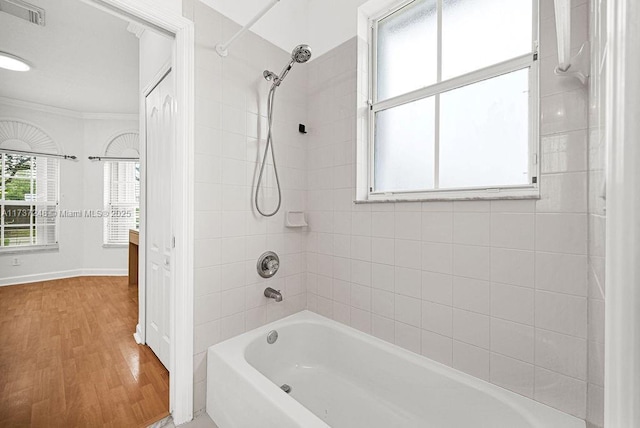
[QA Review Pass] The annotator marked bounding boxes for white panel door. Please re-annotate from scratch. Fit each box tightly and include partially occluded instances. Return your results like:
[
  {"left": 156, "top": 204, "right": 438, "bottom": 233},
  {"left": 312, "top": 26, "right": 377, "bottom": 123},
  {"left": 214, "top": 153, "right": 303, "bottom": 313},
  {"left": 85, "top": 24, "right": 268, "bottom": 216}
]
[{"left": 145, "top": 70, "right": 174, "bottom": 369}]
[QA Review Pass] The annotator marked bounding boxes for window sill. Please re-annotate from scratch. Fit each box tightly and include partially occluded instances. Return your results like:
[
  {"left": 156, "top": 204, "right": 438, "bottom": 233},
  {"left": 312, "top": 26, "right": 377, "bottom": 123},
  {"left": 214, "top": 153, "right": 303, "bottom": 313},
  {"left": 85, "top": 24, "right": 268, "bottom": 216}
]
[
  {"left": 102, "top": 243, "right": 129, "bottom": 248},
  {"left": 0, "top": 244, "right": 59, "bottom": 254},
  {"left": 357, "top": 187, "right": 540, "bottom": 203}
]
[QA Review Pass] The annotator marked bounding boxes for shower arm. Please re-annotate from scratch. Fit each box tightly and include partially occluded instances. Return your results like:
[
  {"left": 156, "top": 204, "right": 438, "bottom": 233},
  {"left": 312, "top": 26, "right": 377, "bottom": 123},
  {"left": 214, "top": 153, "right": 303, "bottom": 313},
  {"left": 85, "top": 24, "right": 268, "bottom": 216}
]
[{"left": 215, "top": 0, "right": 280, "bottom": 57}]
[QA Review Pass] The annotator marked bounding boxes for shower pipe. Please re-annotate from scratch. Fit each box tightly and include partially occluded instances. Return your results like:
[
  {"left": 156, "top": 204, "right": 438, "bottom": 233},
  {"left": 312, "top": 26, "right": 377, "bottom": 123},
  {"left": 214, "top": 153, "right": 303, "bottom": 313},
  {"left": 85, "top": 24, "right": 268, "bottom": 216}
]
[{"left": 215, "top": 0, "right": 280, "bottom": 57}]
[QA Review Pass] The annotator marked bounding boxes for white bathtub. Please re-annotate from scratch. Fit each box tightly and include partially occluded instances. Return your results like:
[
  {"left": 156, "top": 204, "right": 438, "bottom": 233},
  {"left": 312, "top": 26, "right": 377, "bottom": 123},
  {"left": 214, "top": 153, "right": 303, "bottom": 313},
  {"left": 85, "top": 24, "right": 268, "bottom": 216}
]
[{"left": 206, "top": 311, "right": 584, "bottom": 428}]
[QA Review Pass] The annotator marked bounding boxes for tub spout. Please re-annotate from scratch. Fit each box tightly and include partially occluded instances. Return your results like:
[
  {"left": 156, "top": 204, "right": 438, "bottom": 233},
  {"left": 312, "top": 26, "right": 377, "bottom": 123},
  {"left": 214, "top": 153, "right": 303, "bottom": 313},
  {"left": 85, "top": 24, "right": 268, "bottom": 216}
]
[{"left": 264, "top": 287, "right": 283, "bottom": 302}]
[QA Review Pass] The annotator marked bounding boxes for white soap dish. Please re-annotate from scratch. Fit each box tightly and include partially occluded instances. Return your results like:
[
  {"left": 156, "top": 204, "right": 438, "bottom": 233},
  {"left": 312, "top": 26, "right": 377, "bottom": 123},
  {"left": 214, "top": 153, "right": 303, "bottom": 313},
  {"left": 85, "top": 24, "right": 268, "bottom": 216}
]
[{"left": 285, "top": 211, "right": 308, "bottom": 228}]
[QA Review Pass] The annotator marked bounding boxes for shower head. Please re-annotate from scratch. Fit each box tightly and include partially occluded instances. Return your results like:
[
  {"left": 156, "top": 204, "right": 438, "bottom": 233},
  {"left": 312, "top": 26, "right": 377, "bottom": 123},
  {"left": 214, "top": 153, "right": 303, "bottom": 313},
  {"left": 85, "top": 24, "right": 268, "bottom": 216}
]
[
  {"left": 264, "top": 44, "right": 312, "bottom": 87},
  {"left": 291, "top": 44, "right": 312, "bottom": 63}
]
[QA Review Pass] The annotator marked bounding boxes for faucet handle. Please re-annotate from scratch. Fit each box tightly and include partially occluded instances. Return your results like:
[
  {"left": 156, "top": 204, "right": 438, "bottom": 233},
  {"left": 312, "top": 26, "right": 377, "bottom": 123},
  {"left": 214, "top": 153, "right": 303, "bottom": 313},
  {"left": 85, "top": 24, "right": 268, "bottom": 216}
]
[
  {"left": 257, "top": 251, "right": 280, "bottom": 278},
  {"left": 266, "top": 258, "right": 279, "bottom": 274}
]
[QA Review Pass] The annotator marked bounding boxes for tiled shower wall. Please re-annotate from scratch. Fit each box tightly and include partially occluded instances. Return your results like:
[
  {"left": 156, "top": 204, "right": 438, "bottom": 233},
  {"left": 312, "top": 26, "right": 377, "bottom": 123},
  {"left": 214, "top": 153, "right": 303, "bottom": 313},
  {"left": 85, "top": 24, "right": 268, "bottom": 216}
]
[
  {"left": 183, "top": 0, "right": 309, "bottom": 414},
  {"left": 586, "top": 0, "right": 607, "bottom": 426},
  {"left": 306, "top": 0, "right": 591, "bottom": 420}
]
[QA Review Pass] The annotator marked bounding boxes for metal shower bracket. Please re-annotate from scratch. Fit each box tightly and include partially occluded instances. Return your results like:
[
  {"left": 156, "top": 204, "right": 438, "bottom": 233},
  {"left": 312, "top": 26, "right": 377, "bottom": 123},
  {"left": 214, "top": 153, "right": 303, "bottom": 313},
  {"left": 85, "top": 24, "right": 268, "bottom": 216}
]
[{"left": 554, "top": 41, "right": 590, "bottom": 86}]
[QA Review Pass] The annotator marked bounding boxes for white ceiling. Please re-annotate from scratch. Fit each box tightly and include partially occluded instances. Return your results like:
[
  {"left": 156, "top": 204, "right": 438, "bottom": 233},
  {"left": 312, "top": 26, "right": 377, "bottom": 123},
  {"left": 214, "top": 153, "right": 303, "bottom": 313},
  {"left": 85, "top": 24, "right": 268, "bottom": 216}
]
[
  {"left": 201, "top": 0, "right": 368, "bottom": 58},
  {"left": 0, "top": 0, "right": 139, "bottom": 114}
]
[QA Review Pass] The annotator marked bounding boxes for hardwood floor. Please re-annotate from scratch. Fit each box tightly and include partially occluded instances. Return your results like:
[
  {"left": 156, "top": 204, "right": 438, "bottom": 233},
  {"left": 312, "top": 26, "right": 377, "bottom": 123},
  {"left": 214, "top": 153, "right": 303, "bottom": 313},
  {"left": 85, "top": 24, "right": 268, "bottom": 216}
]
[{"left": 0, "top": 276, "right": 169, "bottom": 427}]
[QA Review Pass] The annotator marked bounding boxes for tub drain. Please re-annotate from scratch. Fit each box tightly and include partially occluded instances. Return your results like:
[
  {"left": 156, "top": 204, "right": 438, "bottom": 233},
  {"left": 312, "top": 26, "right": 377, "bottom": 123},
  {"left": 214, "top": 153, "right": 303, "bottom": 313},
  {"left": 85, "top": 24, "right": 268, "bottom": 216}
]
[{"left": 280, "top": 384, "right": 292, "bottom": 394}]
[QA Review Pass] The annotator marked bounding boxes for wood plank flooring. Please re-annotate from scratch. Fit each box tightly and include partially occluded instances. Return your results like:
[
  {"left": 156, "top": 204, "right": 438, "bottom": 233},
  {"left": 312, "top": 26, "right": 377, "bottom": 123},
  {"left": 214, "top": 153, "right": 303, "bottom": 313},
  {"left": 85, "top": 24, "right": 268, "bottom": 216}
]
[{"left": 0, "top": 276, "right": 169, "bottom": 427}]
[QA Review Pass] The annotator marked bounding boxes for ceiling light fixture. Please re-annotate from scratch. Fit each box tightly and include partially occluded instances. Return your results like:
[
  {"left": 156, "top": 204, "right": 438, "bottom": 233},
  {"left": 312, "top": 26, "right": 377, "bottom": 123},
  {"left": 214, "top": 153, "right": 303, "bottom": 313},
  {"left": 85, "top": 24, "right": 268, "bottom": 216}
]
[{"left": 0, "top": 52, "right": 31, "bottom": 71}]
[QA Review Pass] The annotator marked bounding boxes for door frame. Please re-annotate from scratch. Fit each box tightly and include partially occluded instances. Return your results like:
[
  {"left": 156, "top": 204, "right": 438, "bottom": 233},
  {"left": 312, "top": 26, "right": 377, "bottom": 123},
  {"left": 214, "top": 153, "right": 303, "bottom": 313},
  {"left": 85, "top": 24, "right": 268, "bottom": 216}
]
[{"left": 86, "top": 0, "right": 195, "bottom": 424}]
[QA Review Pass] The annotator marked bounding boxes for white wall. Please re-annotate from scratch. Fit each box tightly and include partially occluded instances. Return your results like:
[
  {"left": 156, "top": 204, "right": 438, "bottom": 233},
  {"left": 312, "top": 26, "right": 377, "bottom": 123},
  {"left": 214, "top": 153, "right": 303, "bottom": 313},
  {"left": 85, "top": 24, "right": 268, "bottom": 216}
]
[
  {"left": 183, "top": 0, "right": 309, "bottom": 415},
  {"left": 82, "top": 117, "right": 140, "bottom": 272},
  {"left": 140, "top": 30, "right": 174, "bottom": 91},
  {"left": 307, "top": 0, "right": 367, "bottom": 57},
  {"left": 0, "top": 102, "right": 137, "bottom": 285},
  {"left": 304, "top": 0, "right": 591, "bottom": 421}
]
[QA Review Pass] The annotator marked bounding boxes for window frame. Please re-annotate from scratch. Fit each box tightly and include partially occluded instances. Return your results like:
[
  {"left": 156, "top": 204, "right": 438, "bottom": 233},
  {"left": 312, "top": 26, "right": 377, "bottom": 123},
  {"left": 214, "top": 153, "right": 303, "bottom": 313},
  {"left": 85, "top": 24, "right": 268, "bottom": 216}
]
[
  {"left": 103, "top": 160, "right": 140, "bottom": 247},
  {"left": 0, "top": 153, "right": 59, "bottom": 253},
  {"left": 365, "top": 0, "right": 540, "bottom": 202}
]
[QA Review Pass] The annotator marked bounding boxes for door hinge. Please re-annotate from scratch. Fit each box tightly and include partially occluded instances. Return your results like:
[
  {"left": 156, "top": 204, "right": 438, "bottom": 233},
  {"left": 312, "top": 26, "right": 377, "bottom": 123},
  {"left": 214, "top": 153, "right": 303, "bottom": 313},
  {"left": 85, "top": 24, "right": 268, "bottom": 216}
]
[
  {"left": 172, "top": 236, "right": 176, "bottom": 248},
  {"left": 532, "top": 176, "right": 538, "bottom": 184},
  {"left": 533, "top": 52, "right": 538, "bottom": 61}
]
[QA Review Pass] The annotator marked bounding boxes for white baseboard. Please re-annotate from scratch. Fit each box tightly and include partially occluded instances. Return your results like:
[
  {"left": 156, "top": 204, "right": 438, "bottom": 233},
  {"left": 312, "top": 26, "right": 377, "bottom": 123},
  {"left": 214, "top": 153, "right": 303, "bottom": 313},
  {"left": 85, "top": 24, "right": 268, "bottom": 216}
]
[{"left": 0, "top": 268, "right": 128, "bottom": 287}]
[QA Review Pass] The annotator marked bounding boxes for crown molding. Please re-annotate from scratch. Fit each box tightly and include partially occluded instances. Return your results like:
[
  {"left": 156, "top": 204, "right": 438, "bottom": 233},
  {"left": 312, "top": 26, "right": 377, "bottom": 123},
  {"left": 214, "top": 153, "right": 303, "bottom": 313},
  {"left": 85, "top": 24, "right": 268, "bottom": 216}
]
[{"left": 0, "top": 96, "right": 138, "bottom": 121}]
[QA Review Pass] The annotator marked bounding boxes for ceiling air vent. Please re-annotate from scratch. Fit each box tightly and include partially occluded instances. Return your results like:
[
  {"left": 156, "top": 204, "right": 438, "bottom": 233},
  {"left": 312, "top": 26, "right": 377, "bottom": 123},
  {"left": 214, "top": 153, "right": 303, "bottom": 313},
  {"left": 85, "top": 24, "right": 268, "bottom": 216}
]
[{"left": 0, "top": 0, "right": 45, "bottom": 26}]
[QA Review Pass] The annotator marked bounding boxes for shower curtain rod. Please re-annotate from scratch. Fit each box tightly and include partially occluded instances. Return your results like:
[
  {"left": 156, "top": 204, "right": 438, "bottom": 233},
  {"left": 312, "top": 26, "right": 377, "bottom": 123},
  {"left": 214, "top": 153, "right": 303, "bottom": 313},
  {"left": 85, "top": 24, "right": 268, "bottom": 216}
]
[
  {"left": 215, "top": 0, "right": 280, "bottom": 57},
  {"left": 0, "top": 147, "right": 77, "bottom": 160},
  {"left": 88, "top": 156, "right": 139, "bottom": 161}
]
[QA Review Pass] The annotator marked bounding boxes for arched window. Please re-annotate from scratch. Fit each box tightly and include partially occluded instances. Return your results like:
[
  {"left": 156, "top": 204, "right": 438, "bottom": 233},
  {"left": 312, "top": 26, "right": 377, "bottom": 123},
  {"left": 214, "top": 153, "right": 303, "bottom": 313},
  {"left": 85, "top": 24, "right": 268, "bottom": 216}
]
[
  {"left": 103, "top": 132, "right": 139, "bottom": 245},
  {"left": 0, "top": 120, "right": 59, "bottom": 250}
]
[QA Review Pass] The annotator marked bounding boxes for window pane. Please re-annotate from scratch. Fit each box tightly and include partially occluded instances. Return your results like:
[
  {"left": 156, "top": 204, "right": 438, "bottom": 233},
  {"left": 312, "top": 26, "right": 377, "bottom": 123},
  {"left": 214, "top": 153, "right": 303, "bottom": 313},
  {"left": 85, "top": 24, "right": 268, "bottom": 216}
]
[
  {"left": 3, "top": 205, "right": 32, "bottom": 225},
  {"left": 5, "top": 179, "right": 33, "bottom": 200},
  {"left": 375, "top": 97, "right": 436, "bottom": 192},
  {"left": 442, "top": 0, "right": 532, "bottom": 80},
  {"left": 439, "top": 68, "right": 530, "bottom": 189},
  {"left": 4, "top": 226, "right": 32, "bottom": 247},
  {"left": 377, "top": 0, "right": 438, "bottom": 101}
]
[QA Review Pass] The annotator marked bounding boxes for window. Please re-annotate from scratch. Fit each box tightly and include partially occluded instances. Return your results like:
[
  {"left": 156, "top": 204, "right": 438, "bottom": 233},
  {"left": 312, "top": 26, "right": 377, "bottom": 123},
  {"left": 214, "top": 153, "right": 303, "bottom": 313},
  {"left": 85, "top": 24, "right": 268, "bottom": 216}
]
[
  {"left": 102, "top": 132, "right": 140, "bottom": 246},
  {"left": 1, "top": 153, "right": 59, "bottom": 250},
  {"left": 104, "top": 161, "right": 140, "bottom": 245},
  {"left": 367, "top": 0, "right": 539, "bottom": 200}
]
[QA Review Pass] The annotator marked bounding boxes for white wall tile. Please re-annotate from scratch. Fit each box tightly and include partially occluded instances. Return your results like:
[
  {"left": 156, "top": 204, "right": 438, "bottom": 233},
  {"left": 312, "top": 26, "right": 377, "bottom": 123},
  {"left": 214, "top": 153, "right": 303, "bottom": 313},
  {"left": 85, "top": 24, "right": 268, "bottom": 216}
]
[
  {"left": 453, "top": 309, "right": 490, "bottom": 349},
  {"left": 422, "top": 242, "right": 453, "bottom": 274},
  {"left": 490, "top": 213, "right": 535, "bottom": 250},
  {"left": 395, "top": 239, "right": 421, "bottom": 269},
  {"left": 453, "top": 341, "right": 490, "bottom": 381},
  {"left": 395, "top": 295, "right": 421, "bottom": 327},
  {"left": 394, "top": 267, "right": 421, "bottom": 298},
  {"left": 452, "top": 276, "right": 490, "bottom": 314},
  {"left": 535, "top": 291, "right": 587, "bottom": 338},
  {"left": 535, "top": 252, "right": 588, "bottom": 296},
  {"left": 421, "top": 271, "right": 453, "bottom": 305},
  {"left": 535, "top": 329, "right": 587, "bottom": 380},
  {"left": 453, "top": 212, "right": 490, "bottom": 246},
  {"left": 491, "top": 283, "right": 534, "bottom": 325},
  {"left": 491, "top": 318, "right": 534, "bottom": 363},
  {"left": 394, "top": 321, "right": 421, "bottom": 354},
  {"left": 490, "top": 248, "right": 535, "bottom": 288},
  {"left": 395, "top": 212, "right": 422, "bottom": 240},
  {"left": 422, "top": 301, "right": 452, "bottom": 336},
  {"left": 371, "top": 237, "right": 394, "bottom": 265},
  {"left": 536, "top": 172, "right": 588, "bottom": 213},
  {"left": 372, "top": 289, "right": 394, "bottom": 318},
  {"left": 534, "top": 367, "right": 587, "bottom": 419},
  {"left": 421, "top": 211, "right": 453, "bottom": 243},
  {"left": 372, "top": 314, "right": 395, "bottom": 343},
  {"left": 452, "top": 245, "right": 490, "bottom": 281},
  {"left": 490, "top": 353, "right": 535, "bottom": 398},
  {"left": 421, "top": 330, "right": 453, "bottom": 366},
  {"left": 371, "top": 263, "right": 394, "bottom": 292},
  {"left": 536, "top": 213, "right": 588, "bottom": 254}
]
